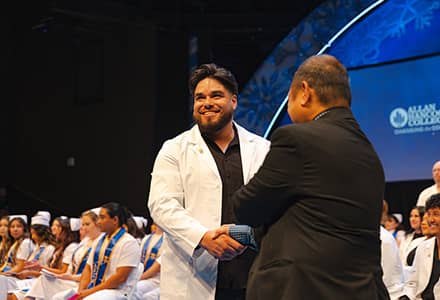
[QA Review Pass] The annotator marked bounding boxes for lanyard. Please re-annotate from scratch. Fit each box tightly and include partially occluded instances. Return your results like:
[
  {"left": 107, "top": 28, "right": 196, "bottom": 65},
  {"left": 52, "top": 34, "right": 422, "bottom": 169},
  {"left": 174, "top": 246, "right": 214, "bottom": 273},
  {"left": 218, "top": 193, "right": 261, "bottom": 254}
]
[
  {"left": 141, "top": 234, "right": 163, "bottom": 272},
  {"left": 88, "top": 228, "right": 125, "bottom": 288}
]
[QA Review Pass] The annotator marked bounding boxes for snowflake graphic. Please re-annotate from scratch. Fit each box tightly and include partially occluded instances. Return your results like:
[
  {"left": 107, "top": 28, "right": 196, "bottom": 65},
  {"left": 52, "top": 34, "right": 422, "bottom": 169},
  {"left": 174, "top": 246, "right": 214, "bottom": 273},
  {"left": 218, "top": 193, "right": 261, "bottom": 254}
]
[{"left": 330, "top": 0, "right": 440, "bottom": 67}]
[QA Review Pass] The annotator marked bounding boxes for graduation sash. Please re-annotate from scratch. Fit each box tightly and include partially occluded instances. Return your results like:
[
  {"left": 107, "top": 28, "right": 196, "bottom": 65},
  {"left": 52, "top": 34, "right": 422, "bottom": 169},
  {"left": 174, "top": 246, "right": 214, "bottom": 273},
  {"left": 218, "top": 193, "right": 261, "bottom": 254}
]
[
  {"left": 73, "top": 247, "right": 92, "bottom": 275},
  {"left": 141, "top": 234, "right": 163, "bottom": 272},
  {"left": 33, "top": 246, "right": 46, "bottom": 261},
  {"left": 0, "top": 241, "right": 19, "bottom": 272},
  {"left": 88, "top": 228, "right": 126, "bottom": 288}
]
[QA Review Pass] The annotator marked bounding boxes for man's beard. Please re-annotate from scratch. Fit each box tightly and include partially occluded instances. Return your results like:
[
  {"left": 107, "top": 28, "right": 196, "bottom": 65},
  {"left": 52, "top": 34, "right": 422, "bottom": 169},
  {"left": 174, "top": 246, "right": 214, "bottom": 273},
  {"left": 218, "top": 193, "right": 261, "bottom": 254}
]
[{"left": 194, "top": 110, "right": 234, "bottom": 135}]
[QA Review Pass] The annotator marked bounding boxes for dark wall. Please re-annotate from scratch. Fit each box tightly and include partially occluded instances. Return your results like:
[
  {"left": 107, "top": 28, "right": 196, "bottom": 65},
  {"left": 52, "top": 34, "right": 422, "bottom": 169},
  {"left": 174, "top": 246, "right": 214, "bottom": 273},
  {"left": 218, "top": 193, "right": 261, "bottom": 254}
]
[
  {"left": 7, "top": 21, "right": 158, "bottom": 217},
  {"left": 153, "top": 27, "right": 191, "bottom": 153},
  {"left": 2, "top": 3, "right": 434, "bottom": 223},
  {"left": 385, "top": 179, "right": 434, "bottom": 229}
]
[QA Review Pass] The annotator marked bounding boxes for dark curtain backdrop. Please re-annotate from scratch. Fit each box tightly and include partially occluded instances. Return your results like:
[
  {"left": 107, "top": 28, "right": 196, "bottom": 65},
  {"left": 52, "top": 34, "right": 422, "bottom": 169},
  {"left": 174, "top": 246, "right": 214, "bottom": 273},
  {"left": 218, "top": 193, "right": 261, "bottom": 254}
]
[{"left": 2, "top": 2, "right": 434, "bottom": 225}]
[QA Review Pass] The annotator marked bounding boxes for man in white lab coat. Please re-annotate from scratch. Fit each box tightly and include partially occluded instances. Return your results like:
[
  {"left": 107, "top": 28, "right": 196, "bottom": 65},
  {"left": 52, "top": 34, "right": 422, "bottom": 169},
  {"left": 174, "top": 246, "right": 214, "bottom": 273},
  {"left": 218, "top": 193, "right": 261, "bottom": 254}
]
[{"left": 148, "top": 63, "right": 270, "bottom": 300}]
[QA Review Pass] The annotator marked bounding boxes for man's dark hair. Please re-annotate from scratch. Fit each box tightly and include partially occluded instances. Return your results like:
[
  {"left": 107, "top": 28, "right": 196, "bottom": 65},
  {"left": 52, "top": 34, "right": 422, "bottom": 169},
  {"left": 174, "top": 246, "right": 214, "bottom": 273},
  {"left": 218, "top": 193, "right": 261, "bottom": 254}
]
[
  {"left": 291, "top": 54, "right": 352, "bottom": 105},
  {"left": 101, "top": 202, "right": 130, "bottom": 227},
  {"left": 188, "top": 63, "right": 238, "bottom": 97},
  {"left": 426, "top": 193, "right": 440, "bottom": 211}
]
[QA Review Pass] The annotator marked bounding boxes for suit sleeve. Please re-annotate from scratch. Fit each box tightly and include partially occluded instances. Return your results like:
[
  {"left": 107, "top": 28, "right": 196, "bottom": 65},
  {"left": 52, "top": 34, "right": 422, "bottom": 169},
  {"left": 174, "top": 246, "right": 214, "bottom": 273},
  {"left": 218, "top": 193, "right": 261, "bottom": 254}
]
[
  {"left": 233, "top": 126, "right": 303, "bottom": 227},
  {"left": 147, "top": 141, "right": 208, "bottom": 258}
]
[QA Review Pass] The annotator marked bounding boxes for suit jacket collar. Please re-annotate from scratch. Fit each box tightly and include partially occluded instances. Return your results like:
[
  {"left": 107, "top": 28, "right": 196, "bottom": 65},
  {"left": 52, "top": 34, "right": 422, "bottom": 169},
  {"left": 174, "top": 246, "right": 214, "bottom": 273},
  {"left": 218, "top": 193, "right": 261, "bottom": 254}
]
[{"left": 314, "top": 106, "right": 353, "bottom": 121}]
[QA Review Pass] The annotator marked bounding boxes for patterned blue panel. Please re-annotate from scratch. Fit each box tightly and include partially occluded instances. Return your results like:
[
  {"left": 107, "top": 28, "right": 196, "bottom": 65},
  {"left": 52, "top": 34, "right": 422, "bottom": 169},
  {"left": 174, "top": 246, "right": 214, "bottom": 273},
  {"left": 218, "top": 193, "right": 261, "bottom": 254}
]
[
  {"left": 329, "top": 0, "right": 440, "bottom": 68},
  {"left": 235, "top": 0, "right": 375, "bottom": 136}
]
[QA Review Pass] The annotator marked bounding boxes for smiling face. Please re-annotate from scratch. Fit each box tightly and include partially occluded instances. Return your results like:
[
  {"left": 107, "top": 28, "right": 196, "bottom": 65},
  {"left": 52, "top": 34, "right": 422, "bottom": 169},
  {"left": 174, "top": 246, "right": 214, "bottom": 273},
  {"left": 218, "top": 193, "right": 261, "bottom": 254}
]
[
  {"left": 81, "top": 215, "right": 101, "bottom": 239},
  {"left": 192, "top": 77, "right": 237, "bottom": 135},
  {"left": 421, "top": 213, "right": 431, "bottom": 236},
  {"left": 409, "top": 208, "right": 422, "bottom": 231},
  {"left": 51, "top": 219, "right": 62, "bottom": 239},
  {"left": 428, "top": 207, "right": 440, "bottom": 238}
]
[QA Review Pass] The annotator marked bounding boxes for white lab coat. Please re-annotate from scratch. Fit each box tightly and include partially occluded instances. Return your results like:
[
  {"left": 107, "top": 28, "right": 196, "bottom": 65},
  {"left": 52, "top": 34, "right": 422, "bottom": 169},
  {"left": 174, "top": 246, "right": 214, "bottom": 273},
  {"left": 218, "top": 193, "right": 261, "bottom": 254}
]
[
  {"left": 380, "top": 226, "right": 404, "bottom": 300},
  {"left": 399, "top": 232, "right": 426, "bottom": 266},
  {"left": 148, "top": 123, "right": 270, "bottom": 300},
  {"left": 402, "top": 237, "right": 440, "bottom": 299}
]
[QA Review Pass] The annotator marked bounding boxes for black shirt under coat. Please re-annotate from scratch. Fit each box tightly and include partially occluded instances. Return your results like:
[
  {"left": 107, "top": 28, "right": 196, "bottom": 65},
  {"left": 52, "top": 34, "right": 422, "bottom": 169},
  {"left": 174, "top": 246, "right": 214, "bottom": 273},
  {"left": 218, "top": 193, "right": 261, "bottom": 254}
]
[{"left": 202, "top": 129, "right": 256, "bottom": 291}]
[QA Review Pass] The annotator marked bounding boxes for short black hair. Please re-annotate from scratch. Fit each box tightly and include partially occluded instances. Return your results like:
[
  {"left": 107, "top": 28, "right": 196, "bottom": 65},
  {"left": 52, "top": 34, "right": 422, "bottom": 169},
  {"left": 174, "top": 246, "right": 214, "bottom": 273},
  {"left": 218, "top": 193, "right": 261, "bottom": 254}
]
[
  {"left": 291, "top": 54, "right": 352, "bottom": 105},
  {"left": 425, "top": 193, "right": 440, "bottom": 211},
  {"left": 188, "top": 63, "right": 238, "bottom": 97},
  {"left": 101, "top": 202, "right": 130, "bottom": 227}
]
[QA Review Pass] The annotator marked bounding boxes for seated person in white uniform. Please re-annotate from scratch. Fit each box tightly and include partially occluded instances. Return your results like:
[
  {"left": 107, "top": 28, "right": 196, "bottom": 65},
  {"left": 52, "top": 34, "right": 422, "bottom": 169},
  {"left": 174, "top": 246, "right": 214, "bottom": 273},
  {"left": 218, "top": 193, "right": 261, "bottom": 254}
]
[
  {"left": 405, "top": 213, "right": 433, "bottom": 267},
  {"left": 0, "top": 216, "right": 34, "bottom": 300},
  {"left": 0, "top": 215, "right": 11, "bottom": 267},
  {"left": 126, "top": 216, "right": 146, "bottom": 245},
  {"left": 399, "top": 207, "right": 426, "bottom": 266},
  {"left": 399, "top": 194, "right": 440, "bottom": 300},
  {"left": 141, "top": 257, "right": 161, "bottom": 300},
  {"left": 43, "top": 216, "right": 80, "bottom": 274},
  {"left": 133, "top": 222, "right": 163, "bottom": 300},
  {"left": 24, "top": 211, "right": 102, "bottom": 300},
  {"left": 0, "top": 216, "right": 34, "bottom": 274},
  {"left": 52, "top": 202, "right": 140, "bottom": 300},
  {"left": 6, "top": 213, "right": 56, "bottom": 300}
]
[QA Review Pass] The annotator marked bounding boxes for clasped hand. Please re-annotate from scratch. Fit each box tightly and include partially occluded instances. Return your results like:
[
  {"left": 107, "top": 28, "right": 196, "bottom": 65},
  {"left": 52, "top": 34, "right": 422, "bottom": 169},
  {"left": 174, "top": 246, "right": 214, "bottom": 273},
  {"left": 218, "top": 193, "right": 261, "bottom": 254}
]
[{"left": 200, "top": 225, "right": 246, "bottom": 261}]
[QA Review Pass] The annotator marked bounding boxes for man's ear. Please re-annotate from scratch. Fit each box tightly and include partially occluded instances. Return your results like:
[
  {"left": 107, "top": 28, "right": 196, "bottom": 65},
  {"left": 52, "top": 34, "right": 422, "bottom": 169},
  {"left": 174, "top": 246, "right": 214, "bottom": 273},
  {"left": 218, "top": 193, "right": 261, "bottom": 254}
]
[
  {"left": 231, "top": 94, "right": 238, "bottom": 110},
  {"left": 300, "top": 81, "right": 312, "bottom": 106}
]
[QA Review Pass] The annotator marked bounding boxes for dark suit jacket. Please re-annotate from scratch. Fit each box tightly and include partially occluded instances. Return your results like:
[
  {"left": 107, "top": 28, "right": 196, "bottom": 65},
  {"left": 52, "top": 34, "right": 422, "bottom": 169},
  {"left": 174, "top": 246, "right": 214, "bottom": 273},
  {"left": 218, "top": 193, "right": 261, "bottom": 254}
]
[{"left": 233, "top": 107, "right": 390, "bottom": 300}]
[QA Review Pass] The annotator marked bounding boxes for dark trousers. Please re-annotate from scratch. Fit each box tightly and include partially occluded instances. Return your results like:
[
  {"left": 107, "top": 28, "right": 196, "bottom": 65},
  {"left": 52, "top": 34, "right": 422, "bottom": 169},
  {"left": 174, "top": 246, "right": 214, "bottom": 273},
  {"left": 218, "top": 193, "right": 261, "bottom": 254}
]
[{"left": 215, "top": 288, "right": 246, "bottom": 300}]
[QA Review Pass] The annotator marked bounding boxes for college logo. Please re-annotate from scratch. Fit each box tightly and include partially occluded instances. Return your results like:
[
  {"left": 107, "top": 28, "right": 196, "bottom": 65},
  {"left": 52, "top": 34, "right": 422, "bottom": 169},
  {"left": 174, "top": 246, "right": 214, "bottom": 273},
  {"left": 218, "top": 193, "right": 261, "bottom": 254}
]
[
  {"left": 389, "top": 103, "right": 440, "bottom": 135},
  {"left": 389, "top": 108, "right": 408, "bottom": 128}
]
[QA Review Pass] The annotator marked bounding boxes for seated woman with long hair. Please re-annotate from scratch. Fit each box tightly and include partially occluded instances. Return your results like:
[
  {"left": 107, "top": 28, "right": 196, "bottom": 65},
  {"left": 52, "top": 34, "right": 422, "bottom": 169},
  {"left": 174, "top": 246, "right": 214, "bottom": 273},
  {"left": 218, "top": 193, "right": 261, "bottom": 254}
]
[
  {"left": 0, "top": 216, "right": 34, "bottom": 275},
  {"left": 4, "top": 214, "right": 56, "bottom": 300},
  {"left": 23, "top": 210, "right": 102, "bottom": 300},
  {"left": 0, "top": 216, "right": 12, "bottom": 268},
  {"left": 399, "top": 206, "right": 426, "bottom": 266},
  {"left": 41, "top": 216, "right": 80, "bottom": 275}
]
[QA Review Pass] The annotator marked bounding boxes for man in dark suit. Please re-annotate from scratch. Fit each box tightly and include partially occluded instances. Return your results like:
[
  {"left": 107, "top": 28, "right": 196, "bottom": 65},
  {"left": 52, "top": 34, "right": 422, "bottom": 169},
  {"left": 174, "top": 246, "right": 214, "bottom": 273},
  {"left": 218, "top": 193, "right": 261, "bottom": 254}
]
[{"left": 232, "top": 54, "right": 389, "bottom": 299}]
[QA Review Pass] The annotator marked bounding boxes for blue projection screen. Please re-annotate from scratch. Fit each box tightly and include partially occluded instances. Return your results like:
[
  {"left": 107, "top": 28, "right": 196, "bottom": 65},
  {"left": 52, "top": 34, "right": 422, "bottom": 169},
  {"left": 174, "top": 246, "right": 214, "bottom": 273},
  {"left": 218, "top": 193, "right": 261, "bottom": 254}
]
[{"left": 349, "top": 54, "right": 440, "bottom": 182}]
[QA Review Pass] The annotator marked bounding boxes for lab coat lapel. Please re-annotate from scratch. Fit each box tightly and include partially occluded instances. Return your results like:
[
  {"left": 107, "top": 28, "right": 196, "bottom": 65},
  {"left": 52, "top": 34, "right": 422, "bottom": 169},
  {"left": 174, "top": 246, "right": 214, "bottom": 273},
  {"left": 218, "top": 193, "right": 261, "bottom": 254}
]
[
  {"left": 420, "top": 238, "right": 436, "bottom": 294},
  {"left": 189, "top": 125, "right": 221, "bottom": 180},
  {"left": 236, "top": 123, "right": 257, "bottom": 183}
]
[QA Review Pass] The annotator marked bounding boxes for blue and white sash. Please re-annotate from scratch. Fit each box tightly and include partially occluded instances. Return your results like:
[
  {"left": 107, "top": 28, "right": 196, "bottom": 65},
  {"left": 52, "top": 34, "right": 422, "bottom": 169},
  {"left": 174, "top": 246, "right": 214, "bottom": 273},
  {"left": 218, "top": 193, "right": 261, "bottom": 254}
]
[
  {"left": 141, "top": 234, "right": 163, "bottom": 272},
  {"left": 72, "top": 246, "right": 92, "bottom": 275},
  {"left": 88, "top": 228, "right": 126, "bottom": 288},
  {"left": 33, "top": 246, "right": 46, "bottom": 261}
]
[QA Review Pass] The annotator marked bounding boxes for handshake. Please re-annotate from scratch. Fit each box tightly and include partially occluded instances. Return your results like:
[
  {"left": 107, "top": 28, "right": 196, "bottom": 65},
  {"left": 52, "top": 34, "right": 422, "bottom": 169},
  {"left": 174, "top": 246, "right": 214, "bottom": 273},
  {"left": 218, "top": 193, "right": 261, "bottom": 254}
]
[{"left": 199, "top": 224, "right": 258, "bottom": 261}]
